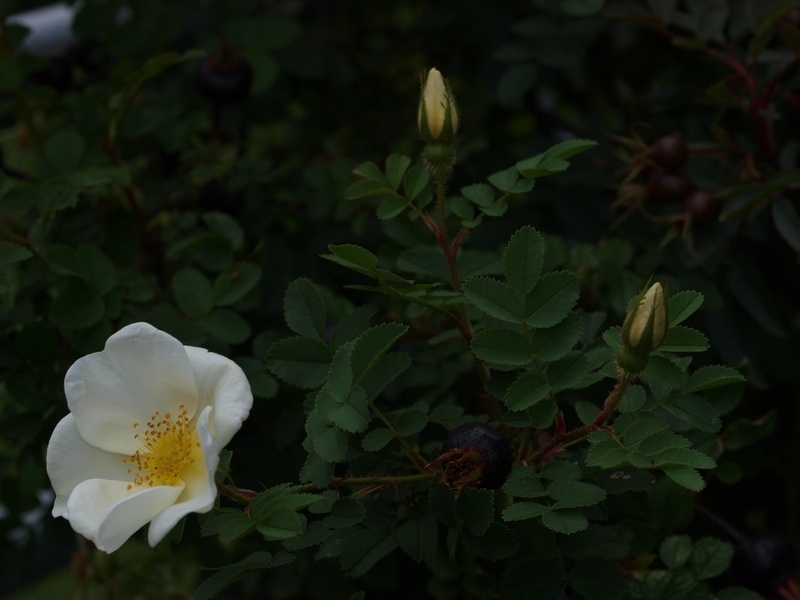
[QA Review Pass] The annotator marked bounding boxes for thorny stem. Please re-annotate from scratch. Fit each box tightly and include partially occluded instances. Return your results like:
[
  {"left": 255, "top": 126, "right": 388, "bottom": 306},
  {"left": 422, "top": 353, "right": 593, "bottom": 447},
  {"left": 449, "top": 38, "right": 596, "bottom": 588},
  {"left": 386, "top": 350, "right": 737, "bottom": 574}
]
[
  {"left": 528, "top": 371, "right": 633, "bottom": 464},
  {"left": 220, "top": 473, "right": 438, "bottom": 504},
  {"left": 218, "top": 481, "right": 258, "bottom": 505},
  {"left": 431, "top": 169, "right": 493, "bottom": 385}
]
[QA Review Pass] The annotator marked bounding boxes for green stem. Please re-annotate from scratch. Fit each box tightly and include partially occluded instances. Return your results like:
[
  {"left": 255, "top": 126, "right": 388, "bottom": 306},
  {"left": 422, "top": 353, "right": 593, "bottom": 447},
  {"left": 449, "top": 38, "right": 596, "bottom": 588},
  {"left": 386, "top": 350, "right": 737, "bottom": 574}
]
[
  {"left": 217, "top": 481, "right": 256, "bottom": 504},
  {"left": 529, "top": 371, "right": 632, "bottom": 464}
]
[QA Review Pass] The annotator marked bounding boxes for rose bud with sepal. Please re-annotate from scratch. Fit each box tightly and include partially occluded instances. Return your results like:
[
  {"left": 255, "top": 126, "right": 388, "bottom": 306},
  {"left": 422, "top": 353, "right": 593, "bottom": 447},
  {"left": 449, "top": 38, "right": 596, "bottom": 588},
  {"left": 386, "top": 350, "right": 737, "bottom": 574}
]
[
  {"left": 617, "top": 282, "right": 668, "bottom": 375},
  {"left": 435, "top": 423, "right": 513, "bottom": 490}
]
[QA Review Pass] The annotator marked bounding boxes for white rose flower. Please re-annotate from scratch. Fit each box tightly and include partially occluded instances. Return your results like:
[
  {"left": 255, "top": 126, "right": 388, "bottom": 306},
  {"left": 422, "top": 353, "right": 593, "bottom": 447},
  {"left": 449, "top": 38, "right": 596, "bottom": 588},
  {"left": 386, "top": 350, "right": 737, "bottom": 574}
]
[{"left": 46, "top": 322, "right": 253, "bottom": 553}]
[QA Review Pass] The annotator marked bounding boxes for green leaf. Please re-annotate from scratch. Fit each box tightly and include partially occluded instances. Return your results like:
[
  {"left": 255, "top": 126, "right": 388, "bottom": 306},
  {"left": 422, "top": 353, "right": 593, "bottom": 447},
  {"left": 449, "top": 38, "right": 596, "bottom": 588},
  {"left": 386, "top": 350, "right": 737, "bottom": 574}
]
[
  {"left": 488, "top": 166, "right": 534, "bottom": 194},
  {"left": 541, "top": 460, "right": 582, "bottom": 481},
  {"left": 660, "top": 535, "right": 693, "bottom": 569},
  {"left": 266, "top": 337, "right": 332, "bottom": 388},
  {"left": 686, "top": 365, "right": 746, "bottom": 393},
  {"left": 668, "top": 291, "right": 704, "bottom": 326},
  {"left": 284, "top": 278, "right": 326, "bottom": 340},
  {"left": 213, "top": 262, "right": 262, "bottom": 306},
  {"left": 618, "top": 385, "right": 647, "bottom": 414},
  {"left": 360, "top": 352, "right": 411, "bottom": 401},
  {"left": 0, "top": 241, "right": 33, "bottom": 265},
  {"left": 344, "top": 179, "right": 395, "bottom": 200},
  {"left": 504, "top": 467, "right": 548, "bottom": 498},
  {"left": 50, "top": 283, "right": 105, "bottom": 336},
  {"left": 653, "top": 448, "right": 716, "bottom": 470},
  {"left": 328, "top": 387, "right": 370, "bottom": 433},
  {"left": 637, "top": 431, "right": 692, "bottom": 456},
  {"left": 394, "top": 410, "right": 427, "bottom": 436},
  {"left": 44, "top": 244, "right": 116, "bottom": 294},
  {"left": 462, "top": 277, "right": 523, "bottom": 323},
  {"left": 385, "top": 154, "right": 411, "bottom": 191},
  {"left": 690, "top": 537, "right": 734, "bottom": 580},
  {"left": 644, "top": 356, "right": 686, "bottom": 399},
  {"left": 325, "top": 244, "right": 379, "bottom": 272},
  {"left": 504, "top": 226, "right": 545, "bottom": 298},
  {"left": 472, "top": 328, "right": 533, "bottom": 366},
  {"left": 196, "top": 570, "right": 249, "bottom": 600},
  {"left": 403, "top": 165, "right": 430, "bottom": 201},
  {"left": 456, "top": 488, "right": 495, "bottom": 536},
  {"left": 547, "top": 352, "right": 589, "bottom": 392},
  {"left": 547, "top": 480, "right": 606, "bottom": 509},
  {"left": 663, "top": 395, "right": 721, "bottom": 433},
  {"left": 46, "top": 129, "right": 86, "bottom": 172},
  {"left": 397, "top": 247, "right": 449, "bottom": 279},
  {"left": 523, "top": 271, "right": 579, "bottom": 328},
  {"left": 377, "top": 196, "right": 408, "bottom": 220},
  {"left": 352, "top": 161, "right": 384, "bottom": 181},
  {"left": 201, "top": 509, "right": 254, "bottom": 543},
  {"left": 200, "top": 309, "right": 251, "bottom": 344},
  {"left": 717, "top": 587, "right": 765, "bottom": 600},
  {"left": 504, "top": 372, "right": 550, "bottom": 411},
  {"left": 325, "top": 498, "right": 366, "bottom": 529},
  {"left": 461, "top": 183, "right": 494, "bottom": 207},
  {"left": 257, "top": 509, "right": 305, "bottom": 541},
  {"left": 541, "top": 510, "right": 588, "bottom": 534},
  {"left": 531, "top": 312, "right": 583, "bottom": 362},
  {"left": 503, "top": 502, "right": 550, "bottom": 522},
  {"left": 351, "top": 323, "right": 409, "bottom": 382},
  {"left": 307, "top": 414, "right": 348, "bottom": 463},
  {"left": 395, "top": 511, "right": 437, "bottom": 563},
  {"left": 662, "top": 465, "right": 706, "bottom": 491},
  {"left": 341, "top": 524, "right": 400, "bottom": 577},
  {"left": 585, "top": 440, "right": 629, "bottom": 469},
  {"left": 361, "top": 427, "right": 394, "bottom": 451},
  {"left": 203, "top": 212, "right": 245, "bottom": 250},
  {"left": 660, "top": 327, "right": 709, "bottom": 353},
  {"left": 173, "top": 268, "right": 213, "bottom": 318},
  {"left": 331, "top": 305, "right": 376, "bottom": 349}
]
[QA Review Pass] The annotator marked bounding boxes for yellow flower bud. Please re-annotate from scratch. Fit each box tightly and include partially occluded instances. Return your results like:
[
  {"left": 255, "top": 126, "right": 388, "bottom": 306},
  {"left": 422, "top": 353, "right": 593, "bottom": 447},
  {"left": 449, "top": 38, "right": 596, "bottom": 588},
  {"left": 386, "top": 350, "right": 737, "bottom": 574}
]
[
  {"left": 418, "top": 67, "right": 458, "bottom": 143},
  {"left": 617, "top": 282, "right": 668, "bottom": 374}
]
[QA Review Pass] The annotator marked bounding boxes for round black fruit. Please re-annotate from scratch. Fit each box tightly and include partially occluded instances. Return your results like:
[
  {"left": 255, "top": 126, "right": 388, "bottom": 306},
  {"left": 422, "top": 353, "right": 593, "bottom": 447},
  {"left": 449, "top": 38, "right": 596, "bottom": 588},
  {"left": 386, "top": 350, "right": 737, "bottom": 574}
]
[
  {"left": 438, "top": 423, "right": 513, "bottom": 490},
  {"left": 730, "top": 533, "right": 798, "bottom": 594},
  {"left": 195, "top": 51, "right": 254, "bottom": 105},
  {"left": 648, "top": 132, "right": 688, "bottom": 169}
]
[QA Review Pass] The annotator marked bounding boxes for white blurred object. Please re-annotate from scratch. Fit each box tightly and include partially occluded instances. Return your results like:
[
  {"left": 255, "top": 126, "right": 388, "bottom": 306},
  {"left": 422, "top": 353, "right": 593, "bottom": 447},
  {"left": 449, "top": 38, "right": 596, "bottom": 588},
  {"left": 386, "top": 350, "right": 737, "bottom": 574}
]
[{"left": 6, "top": 2, "right": 80, "bottom": 57}]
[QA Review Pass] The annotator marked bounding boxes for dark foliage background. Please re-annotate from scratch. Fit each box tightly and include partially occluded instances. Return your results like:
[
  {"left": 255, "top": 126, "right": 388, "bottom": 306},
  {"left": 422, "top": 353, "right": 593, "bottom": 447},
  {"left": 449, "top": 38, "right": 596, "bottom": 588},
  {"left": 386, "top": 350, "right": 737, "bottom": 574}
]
[{"left": 1, "top": 0, "right": 799, "bottom": 598}]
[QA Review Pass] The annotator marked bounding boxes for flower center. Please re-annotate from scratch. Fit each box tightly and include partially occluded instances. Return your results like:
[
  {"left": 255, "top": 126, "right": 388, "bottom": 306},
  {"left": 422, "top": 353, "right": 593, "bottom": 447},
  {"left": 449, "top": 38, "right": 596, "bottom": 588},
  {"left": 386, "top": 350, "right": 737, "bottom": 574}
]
[{"left": 124, "top": 405, "right": 200, "bottom": 489}]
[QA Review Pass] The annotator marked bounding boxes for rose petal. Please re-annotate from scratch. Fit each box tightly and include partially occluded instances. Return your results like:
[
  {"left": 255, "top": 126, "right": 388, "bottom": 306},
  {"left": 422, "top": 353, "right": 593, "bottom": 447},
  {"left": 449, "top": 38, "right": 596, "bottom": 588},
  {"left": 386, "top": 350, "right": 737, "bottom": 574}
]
[
  {"left": 46, "top": 415, "right": 132, "bottom": 518},
  {"left": 65, "top": 322, "right": 199, "bottom": 454},
  {"left": 147, "top": 406, "right": 219, "bottom": 546},
  {"left": 185, "top": 347, "right": 253, "bottom": 449},
  {"left": 67, "top": 479, "right": 183, "bottom": 553}
]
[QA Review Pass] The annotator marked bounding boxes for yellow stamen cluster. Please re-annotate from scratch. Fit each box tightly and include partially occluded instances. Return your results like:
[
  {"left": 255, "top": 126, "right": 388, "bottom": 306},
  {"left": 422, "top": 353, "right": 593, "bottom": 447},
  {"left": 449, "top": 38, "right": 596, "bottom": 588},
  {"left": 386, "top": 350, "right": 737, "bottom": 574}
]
[{"left": 124, "top": 405, "right": 200, "bottom": 490}]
